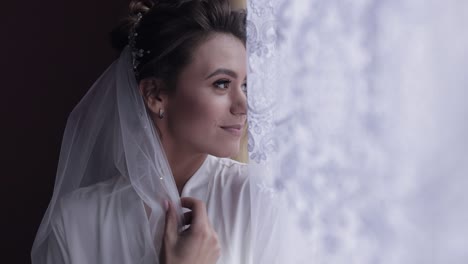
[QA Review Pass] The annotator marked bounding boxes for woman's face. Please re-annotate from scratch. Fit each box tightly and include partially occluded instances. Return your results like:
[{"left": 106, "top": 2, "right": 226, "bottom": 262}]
[{"left": 165, "top": 33, "right": 247, "bottom": 158}]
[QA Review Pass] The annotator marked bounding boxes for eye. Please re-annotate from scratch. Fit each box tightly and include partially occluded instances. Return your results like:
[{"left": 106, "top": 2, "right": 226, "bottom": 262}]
[
  {"left": 241, "top": 83, "right": 247, "bottom": 94},
  {"left": 213, "top": 79, "right": 231, "bottom": 90}
]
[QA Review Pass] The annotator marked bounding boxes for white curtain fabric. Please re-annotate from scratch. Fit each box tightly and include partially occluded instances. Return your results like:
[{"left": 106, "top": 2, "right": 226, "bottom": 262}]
[{"left": 247, "top": 0, "right": 468, "bottom": 263}]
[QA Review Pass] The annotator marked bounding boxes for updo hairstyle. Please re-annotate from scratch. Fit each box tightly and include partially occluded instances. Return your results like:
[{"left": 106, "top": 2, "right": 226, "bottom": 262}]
[{"left": 110, "top": 0, "right": 246, "bottom": 92}]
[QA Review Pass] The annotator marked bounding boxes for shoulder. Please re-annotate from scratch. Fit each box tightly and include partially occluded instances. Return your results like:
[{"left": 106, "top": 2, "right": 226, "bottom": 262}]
[
  {"left": 59, "top": 177, "right": 125, "bottom": 211},
  {"left": 47, "top": 177, "right": 150, "bottom": 262},
  {"left": 52, "top": 177, "right": 137, "bottom": 230}
]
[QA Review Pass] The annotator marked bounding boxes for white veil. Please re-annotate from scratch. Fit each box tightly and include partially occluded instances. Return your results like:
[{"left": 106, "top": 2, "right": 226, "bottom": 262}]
[{"left": 31, "top": 47, "right": 185, "bottom": 263}]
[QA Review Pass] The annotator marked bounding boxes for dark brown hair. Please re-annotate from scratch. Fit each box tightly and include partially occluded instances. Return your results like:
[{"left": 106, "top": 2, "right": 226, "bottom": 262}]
[{"left": 110, "top": 0, "right": 246, "bottom": 89}]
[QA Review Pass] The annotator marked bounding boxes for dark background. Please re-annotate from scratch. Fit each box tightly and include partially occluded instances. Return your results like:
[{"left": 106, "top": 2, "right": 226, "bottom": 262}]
[{"left": 2, "top": 1, "right": 129, "bottom": 262}]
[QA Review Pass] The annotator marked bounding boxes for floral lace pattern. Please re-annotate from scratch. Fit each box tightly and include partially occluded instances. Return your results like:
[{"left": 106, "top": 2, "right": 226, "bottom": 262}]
[{"left": 247, "top": 0, "right": 468, "bottom": 263}]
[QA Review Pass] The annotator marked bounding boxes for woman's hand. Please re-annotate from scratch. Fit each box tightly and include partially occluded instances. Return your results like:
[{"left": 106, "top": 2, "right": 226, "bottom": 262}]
[{"left": 160, "top": 197, "right": 221, "bottom": 264}]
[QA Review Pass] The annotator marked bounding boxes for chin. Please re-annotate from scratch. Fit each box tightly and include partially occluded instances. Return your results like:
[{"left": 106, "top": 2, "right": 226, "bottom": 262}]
[{"left": 207, "top": 143, "right": 240, "bottom": 158}]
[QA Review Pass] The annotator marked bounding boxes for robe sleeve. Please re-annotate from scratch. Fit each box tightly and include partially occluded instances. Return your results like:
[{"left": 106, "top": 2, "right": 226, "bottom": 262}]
[{"left": 45, "top": 201, "right": 70, "bottom": 264}]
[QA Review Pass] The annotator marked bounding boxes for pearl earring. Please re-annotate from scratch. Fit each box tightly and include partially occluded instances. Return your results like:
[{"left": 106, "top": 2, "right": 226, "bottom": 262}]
[{"left": 159, "top": 109, "right": 165, "bottom": 119}]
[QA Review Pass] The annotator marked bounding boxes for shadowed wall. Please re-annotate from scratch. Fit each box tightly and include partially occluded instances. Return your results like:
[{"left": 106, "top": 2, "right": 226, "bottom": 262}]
[{"left": 1, "top": 1, "right": 127, "bottom": 262}]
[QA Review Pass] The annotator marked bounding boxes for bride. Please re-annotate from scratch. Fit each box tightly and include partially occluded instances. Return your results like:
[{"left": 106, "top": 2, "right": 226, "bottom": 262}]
[{"left": 31, "top": 0, "right": 250, "bottom": 263}]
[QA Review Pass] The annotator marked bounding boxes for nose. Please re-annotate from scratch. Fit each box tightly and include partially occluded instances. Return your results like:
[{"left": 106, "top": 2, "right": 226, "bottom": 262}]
[{"left": 230, "top": 84, "right": 247, "bottom": 116}]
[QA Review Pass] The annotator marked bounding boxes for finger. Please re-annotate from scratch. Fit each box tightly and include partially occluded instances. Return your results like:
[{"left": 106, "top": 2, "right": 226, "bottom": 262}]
[
  {"left": 163, "top": 200, "right": 177, "bottom": 243},
  {"left": 180, "top": 197, "right": 208, "bottom": 226}
]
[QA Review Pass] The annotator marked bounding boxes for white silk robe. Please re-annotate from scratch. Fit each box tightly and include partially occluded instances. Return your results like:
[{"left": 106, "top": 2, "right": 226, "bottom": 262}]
[{"left": 46, "top": 155, "right": 251, "bottom": 264}]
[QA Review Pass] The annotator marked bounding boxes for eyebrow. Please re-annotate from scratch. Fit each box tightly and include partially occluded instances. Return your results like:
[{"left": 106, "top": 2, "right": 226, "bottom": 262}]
[{"left": 205, "top": 68, "right": 238, "bottom": 79}]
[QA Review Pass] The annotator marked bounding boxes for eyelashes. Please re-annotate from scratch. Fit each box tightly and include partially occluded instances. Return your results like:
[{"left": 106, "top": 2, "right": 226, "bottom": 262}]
[
  {"left": 241, "top": 83, "right": 247, "bottom": 94},
  {"left": 213, "top": 79, "right": 247, "bottom": 94},
  {"left": 213, "top": 79, "right": 231, "bottom": 89}
]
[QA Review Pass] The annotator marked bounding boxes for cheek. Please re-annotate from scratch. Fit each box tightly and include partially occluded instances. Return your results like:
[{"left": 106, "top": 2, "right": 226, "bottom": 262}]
[{"left": 169, "top": 93, "right": 226, "bottom": 134}]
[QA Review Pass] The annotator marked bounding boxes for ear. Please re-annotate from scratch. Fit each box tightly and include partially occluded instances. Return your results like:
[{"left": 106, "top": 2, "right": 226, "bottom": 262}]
[{"left": 138, "top": 78, "right": 169, "bottom": 115}]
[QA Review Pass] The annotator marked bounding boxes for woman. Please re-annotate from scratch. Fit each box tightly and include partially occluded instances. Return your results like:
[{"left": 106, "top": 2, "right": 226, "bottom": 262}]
[{"left": 31, "top": 0, "right": 250, "bottom": 263}]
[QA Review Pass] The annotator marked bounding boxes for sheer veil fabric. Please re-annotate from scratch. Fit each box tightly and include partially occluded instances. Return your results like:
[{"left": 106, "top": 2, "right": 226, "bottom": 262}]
[{"left": 32, "top": 47, "right": 186, "bottom": 263}]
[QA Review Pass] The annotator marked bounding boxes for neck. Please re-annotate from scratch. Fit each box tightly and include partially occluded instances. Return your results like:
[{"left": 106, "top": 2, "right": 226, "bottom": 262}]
[{"left": 161, "top": 139, "right": 207, "bottom": 196}]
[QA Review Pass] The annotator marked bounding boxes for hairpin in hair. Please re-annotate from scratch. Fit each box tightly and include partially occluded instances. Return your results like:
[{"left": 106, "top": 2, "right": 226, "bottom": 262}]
[{"left": 128, "top": 13, "right": 151, "bottom": 76}]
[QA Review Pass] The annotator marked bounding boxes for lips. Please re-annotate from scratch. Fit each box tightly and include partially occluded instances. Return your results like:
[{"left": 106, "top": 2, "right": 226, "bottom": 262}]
[
  {"left": 220, "top": 124, "right": 244, "bottom": 136},
  {"left": 220, "top": 124, "right": 243, "bottom": 130}
]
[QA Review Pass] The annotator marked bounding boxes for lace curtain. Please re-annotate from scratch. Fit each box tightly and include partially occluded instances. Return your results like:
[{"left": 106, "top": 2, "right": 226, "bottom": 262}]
[{"left": 247, "top": 0, "right": 468, "bottom": 263}]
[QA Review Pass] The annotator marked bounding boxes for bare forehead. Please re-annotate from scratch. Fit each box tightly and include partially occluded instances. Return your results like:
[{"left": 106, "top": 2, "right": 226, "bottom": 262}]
[{"left": 189, "top": 33, "right": 246, "bottom": 73}]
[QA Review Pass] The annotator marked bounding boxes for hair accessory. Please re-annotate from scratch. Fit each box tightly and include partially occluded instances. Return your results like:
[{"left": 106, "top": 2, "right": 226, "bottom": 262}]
[{"left": 128, "top": 13, "right": 151, "bottom": 76}]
